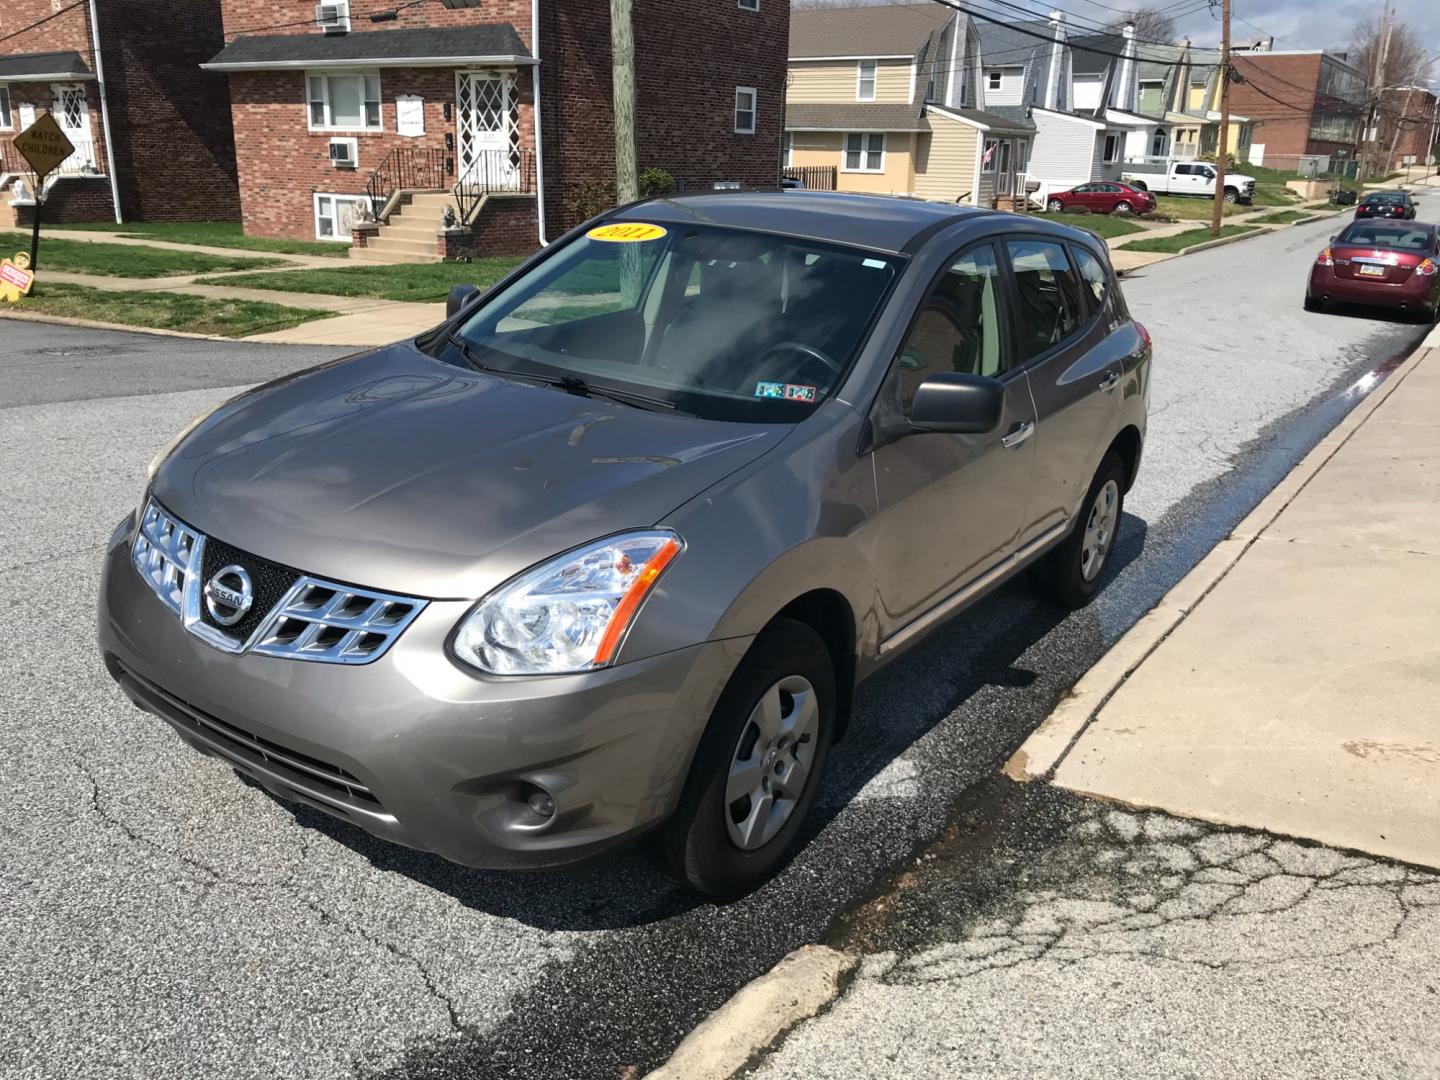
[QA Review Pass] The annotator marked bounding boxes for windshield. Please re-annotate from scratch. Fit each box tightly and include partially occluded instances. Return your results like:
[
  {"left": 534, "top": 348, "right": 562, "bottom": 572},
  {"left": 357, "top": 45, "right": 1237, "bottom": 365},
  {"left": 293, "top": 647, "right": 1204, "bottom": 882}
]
[
  {"left": 1362, "top": 193, "right": 1404, "bottom": 205},
  {"left": 447, "top": 222, "right": 903, "bottom": 422},
  {"left": 1336, "top": 224, "right": 1432, "bottom": 252}
]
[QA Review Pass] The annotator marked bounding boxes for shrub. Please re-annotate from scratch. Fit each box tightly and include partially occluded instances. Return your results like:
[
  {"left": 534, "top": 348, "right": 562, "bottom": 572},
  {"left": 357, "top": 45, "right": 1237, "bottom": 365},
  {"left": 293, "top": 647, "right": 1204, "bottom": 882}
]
[
  {"left": 638, "top": 168, "right": 676, "bottom": 198},
  {"left": 569, "top": 180, "right": 615, "bottom": 223}
]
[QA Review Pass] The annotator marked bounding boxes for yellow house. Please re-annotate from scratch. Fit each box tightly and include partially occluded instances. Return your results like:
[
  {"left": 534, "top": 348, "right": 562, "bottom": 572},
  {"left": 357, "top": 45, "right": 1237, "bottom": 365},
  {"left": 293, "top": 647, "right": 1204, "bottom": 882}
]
[{"left": 784, "top": 3, "right": 1034, "bottom": 207}]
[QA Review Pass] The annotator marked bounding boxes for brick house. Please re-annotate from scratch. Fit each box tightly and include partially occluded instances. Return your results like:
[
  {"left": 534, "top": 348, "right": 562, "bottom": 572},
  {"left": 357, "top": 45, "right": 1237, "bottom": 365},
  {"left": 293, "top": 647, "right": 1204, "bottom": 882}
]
[
  {"left": 0, "top": 0, "right": 240, "bottom": 228},
  {"left": 1381, "top": 85, "right": 1439, "bottom": 172},
  {"left": 1229, "top": 51, "right": 1368, "bottom": 173},
  {"left": 204, "top": 0, "right": 788, "bottom": 262}
]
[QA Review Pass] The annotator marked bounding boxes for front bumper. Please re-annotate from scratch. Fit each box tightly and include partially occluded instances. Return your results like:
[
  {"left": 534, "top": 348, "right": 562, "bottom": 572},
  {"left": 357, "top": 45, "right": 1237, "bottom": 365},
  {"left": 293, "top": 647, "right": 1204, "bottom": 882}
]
[{"left": 98, "top": 520, "right": 749, "bottom": 869}]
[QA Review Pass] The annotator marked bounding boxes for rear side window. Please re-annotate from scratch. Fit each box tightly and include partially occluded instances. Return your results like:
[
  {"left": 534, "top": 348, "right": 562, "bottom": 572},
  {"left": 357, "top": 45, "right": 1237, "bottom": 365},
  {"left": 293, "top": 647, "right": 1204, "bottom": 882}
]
[
  {"left": 1006, "top": 239, "right": 1088, "bottom": 361},
  {"left": 1073, "top": 247, "right": 1109, "bottom": 311}
]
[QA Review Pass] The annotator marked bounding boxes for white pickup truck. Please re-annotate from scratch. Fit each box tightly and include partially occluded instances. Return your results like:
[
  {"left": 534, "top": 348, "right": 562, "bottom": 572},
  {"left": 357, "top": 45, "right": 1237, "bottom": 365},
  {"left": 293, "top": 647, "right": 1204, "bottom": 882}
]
[{"left": 1121, "top": 162, "right": 1257, "bottom": 204}]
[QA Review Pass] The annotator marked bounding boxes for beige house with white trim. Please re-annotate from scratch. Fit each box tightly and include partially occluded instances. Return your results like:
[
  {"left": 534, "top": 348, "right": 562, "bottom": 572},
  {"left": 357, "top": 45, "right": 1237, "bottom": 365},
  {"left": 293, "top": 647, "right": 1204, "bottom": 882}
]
[{"left": 783, "top": 3, "right": 1034, "bottom": 208}]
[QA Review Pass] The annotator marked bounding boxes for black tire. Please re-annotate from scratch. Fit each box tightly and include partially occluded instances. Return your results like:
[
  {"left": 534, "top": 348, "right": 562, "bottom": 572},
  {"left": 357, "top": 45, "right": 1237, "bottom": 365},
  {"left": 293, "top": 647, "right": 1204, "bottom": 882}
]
[
  {"left": 1223, "top": 187, "right": 1239, "bottom": 204},
  {"left": 658, "top": 619, "right": 835, "bottom": 898},
  {"left": 1048, "top": 198, "right": 1064, "bottom": 213},
  {"left": 1303, "top": 295, "right": 1320, "bottom": 312},
  {"left": 1114, "top": 200, "right": 1133, "bottom": 215},
  {"left": 1031, "top": 452, "right": 1127, "bottom": 609}
]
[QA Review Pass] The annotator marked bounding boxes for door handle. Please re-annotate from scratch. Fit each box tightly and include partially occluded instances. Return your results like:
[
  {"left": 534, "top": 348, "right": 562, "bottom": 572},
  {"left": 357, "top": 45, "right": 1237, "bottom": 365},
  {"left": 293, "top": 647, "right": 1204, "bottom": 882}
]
[
  {"left": 1098, "top": 370, "right": 1121, "bottom": 394},
  {"left": 1001, "top": 421, "right": 1034, "bottom": 449}
]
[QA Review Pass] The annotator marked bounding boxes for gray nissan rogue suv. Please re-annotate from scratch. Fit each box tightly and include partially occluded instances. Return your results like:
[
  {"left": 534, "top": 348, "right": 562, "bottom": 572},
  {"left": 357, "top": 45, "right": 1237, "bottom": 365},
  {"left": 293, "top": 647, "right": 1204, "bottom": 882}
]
[{"left": 99, "top": 192, "right": 1150, "bottom": 896}]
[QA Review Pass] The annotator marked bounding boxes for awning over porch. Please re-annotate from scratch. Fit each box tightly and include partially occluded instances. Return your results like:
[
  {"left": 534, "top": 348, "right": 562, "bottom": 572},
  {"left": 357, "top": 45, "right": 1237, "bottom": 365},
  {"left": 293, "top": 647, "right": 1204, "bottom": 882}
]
[
  {"left": 202, "top": 25, "right": 535, "bottom": 72},
  {"left": 0, "top": 51, "right": 94, "bottom": 82}
]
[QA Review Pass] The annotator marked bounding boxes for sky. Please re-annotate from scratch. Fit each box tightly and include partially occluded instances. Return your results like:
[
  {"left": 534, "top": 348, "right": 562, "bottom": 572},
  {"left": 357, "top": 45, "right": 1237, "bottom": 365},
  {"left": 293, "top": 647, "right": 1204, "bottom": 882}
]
[{"left": 1166, "top": 0, "right": 1440, "bottom": 61}]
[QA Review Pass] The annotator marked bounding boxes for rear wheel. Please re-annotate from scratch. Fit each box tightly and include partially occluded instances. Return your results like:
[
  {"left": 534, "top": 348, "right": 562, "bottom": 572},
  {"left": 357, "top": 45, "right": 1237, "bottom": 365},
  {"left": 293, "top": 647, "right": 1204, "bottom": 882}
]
[
  {"left": 659, "top": 619, "right": 835, "bottom": 897},
  {"left": 1048, "top": 198, "right": 1064, "bottom": 213},
  {"left": 1031, "top": 453, "right": 1126, "bottom": 609},
  {"left": 1114, "top": 200, "right": 1133, "bottom": 214},
  {"left": 1303, "top": 295, "right": 1320, "bottom": 312}
]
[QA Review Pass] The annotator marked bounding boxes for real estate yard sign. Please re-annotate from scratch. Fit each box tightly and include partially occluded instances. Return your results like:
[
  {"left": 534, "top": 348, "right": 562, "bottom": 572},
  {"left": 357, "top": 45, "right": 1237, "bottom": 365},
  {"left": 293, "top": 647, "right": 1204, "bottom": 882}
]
[
  {"left": 0, "top": 254, "right": 36, "bottom": 304},
  {"left": 12, "top": 113, "right": 76, "bottom": 274}
]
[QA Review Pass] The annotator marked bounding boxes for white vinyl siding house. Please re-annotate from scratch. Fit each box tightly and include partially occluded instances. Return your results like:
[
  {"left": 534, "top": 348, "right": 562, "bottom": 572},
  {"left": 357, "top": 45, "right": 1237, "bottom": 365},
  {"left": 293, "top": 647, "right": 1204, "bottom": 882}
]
[
  {"left": 1028, "top": 107, "right": 1107, "bottom": 189},
  {"left": 981, "top": 66, "right": 1025, "bottom": 107}
]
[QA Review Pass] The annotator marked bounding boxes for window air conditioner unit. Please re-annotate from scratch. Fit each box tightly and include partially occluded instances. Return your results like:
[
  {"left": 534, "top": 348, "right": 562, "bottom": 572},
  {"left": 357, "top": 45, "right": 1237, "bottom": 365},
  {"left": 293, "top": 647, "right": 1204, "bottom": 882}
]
[
  {"left": 329, "top": 138, "right": 358, "bottom": 169},
  {"left": 316, "top": 3, "right": 349, "bottom": 34}
]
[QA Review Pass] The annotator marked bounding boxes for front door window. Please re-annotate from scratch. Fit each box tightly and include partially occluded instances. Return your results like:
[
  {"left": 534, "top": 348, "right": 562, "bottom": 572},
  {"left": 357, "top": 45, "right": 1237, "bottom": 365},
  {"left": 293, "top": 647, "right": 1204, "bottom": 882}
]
[{"left": 52, "top": 85, "right": 92, "bottom": 169}]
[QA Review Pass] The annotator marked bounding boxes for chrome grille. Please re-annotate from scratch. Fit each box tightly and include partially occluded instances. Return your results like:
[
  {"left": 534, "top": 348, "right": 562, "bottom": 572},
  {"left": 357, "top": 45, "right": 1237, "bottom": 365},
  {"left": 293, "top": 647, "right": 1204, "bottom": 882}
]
[
  {"left": 130, "top": 498, "right": 425, "bottom": 665},
  {"left": 132, "top": 502, "right": 202, "bottom": 614},
  {"left": 251, "top": 579, "right": 423, "bottom": 664}
]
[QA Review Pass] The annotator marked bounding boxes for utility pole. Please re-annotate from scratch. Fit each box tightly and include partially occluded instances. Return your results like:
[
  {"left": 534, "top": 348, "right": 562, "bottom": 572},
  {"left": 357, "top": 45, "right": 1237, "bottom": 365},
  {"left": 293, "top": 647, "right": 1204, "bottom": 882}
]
[
  {"left": 611, "top": 0, "right": 638, "bottom": 204},
  {"left": 1209, "top": 0, "right": 1230, "bottom": 238},
  {"left": 1362, "top": 2, "right": 1393, "bottom": 180}
]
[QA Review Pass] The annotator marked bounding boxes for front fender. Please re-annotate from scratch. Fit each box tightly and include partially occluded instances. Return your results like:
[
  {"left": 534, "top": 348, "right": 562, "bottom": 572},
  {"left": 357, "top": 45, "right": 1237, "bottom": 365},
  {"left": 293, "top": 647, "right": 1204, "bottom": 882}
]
[{"left": 617, "top": 404, "right": 878, "bottom": 668}]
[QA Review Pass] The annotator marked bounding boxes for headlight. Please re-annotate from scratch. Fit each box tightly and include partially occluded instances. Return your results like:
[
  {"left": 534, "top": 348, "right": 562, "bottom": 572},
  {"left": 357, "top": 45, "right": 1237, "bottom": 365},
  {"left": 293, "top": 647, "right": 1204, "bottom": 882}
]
[
  {"left": 452, "top": 530, "right": 684, "bottom": 676},
  {"left": 138, "top": 404, "right": 222, "bottom": 519}
]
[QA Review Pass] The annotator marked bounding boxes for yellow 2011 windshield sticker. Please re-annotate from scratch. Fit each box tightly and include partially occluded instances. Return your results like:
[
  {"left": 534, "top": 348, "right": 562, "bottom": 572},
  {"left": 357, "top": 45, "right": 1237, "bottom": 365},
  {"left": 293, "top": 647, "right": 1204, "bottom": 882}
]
[{"left": 587, "top": 222, "right": 668, "bottom": 243}]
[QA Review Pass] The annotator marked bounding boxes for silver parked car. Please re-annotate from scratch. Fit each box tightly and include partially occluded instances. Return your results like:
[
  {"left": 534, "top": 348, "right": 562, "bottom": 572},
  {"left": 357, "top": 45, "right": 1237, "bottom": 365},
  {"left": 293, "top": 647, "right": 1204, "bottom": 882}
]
[{"left": 100, "top": 192, "right": 1150, "bottom": 896}]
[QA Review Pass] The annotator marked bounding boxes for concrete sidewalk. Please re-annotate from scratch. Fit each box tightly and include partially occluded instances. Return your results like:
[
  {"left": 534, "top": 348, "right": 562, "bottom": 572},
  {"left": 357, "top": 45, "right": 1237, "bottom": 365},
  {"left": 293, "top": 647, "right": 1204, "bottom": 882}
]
[{"left": 1020, "top": 323, "right": 1440, "bottom": 869}]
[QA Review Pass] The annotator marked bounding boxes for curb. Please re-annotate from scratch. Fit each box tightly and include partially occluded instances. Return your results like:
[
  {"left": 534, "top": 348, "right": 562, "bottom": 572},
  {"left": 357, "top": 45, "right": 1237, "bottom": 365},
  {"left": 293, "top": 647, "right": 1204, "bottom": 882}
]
[
  {"left": 643, "top": 945, "right": 858, "bottom": 1080},
  {"left": 1005, "top": 332, "right": 1439, "bottom": 784},
  {"left": 1174, "top": 226, "right": 1264, "bottom": 257},
  {"left": 0, "top": 310, "right": 234, "bottom": 342}
]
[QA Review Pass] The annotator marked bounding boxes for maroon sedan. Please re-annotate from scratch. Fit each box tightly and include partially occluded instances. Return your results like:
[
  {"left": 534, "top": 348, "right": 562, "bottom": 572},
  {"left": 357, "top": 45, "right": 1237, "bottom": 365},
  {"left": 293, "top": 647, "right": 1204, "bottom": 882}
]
[
  {"left": 1047, "top": 182, "right": 1157, "bottom": 216},
  {"left": 1305, "top": 220, "right": 1440, "bottom": 322}
]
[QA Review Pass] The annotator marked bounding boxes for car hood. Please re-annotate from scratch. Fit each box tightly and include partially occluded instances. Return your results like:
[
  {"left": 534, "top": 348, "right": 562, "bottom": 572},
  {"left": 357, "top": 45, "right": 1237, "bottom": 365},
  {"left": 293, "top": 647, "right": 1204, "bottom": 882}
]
[{"left": 152, "top": 342, "right": 788, "bottom": 598}]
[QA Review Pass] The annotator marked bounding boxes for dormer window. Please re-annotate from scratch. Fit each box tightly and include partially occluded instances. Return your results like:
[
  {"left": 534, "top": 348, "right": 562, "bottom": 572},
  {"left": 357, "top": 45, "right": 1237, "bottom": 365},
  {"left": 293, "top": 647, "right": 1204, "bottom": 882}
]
[{"left": 856, "top": 60, "right": 877, "bottom": 102}]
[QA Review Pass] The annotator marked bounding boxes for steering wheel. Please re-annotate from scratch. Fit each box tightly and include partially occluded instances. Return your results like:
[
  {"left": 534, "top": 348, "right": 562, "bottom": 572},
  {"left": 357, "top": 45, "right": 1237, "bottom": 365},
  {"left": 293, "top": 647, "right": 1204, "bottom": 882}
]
[{"left": 759, "top": 340, "right": 842, "bottom": 376}]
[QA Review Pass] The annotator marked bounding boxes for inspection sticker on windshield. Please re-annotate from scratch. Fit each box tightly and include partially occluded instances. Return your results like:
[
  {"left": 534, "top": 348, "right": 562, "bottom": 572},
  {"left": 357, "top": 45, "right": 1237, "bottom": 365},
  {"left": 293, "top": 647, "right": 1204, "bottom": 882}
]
[
  {"left": 587, "top": 222, "right": 668, "bottom": 243},
  {"left": 755, "top": 382, "right": 817, "bottom": 402}
]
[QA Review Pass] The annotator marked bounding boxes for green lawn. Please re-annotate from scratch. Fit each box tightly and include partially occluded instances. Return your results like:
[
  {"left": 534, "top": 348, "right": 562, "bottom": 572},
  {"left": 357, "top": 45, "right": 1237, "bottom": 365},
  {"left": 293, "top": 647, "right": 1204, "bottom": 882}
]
[
  {"left": 1149, "top": 196, "right": 1253, "bottom": 221},
  {"left": 1048, "top": 213, "right": 1146, "bottom": 240},
  {"left": 48, "top": 221, "right": 348, "bottom": 258},
  {"left": 1250, "top": 182, "right": 1304, "bottom": 208},
  {"left": 1250, "top": 210, "right": 1315, "bottom": 225},
  {"left": 196, "top": 256, "right": 529, "bottom": 302},
  {"left": 8, "top": 282, "right": 334, "bottom": 337},
  {"left": 0, "top": 231, "right": 283, "bottom": 278},
  {"left": 1122, "top": 224, "right": 1259, "bottom": 254}
]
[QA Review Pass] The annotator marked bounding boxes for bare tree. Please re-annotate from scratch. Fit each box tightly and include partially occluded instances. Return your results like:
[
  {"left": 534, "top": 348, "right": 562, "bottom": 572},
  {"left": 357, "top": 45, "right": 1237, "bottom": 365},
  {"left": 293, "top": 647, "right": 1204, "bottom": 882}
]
[
  {"left": 1103, "top": 7, "right": 1177, "bottom": 43},
  {"left": 1347, "top": 14, "right": 1434, "bottom": 167}
]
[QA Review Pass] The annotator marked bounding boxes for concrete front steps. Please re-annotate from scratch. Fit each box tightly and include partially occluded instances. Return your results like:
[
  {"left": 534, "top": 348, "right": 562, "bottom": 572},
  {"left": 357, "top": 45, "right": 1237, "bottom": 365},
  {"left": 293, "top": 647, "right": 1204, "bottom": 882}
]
[{"left": 350, "top": 191, "right": 458, "bottom": 264}]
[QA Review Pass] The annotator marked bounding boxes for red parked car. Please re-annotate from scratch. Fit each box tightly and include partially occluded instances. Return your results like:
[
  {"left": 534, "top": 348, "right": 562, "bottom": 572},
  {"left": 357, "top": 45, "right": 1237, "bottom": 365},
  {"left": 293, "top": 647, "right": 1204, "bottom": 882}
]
[
  {"left": 1046, "top": 182, "right": 1157, "bottom": 216},
  {"left": 1305, "top": 220, "right": 1440, "bottom": 322}
]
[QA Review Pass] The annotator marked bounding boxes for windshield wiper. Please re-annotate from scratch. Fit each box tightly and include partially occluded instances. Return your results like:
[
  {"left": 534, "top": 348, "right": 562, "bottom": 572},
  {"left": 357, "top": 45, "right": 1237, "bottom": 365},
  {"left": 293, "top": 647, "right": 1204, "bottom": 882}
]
[{"left": 447, "top": 334, "right": 675, "bottom": 411}]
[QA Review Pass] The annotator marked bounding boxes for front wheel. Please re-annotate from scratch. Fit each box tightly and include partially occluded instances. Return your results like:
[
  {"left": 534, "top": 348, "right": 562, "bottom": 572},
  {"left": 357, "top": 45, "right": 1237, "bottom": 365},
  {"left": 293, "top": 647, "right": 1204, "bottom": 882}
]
[
  {"left": 658, "top": 619, "right": 835, "bottom": 897},
  {"left": 1048, "top": 198, "right": 1064, "bottom": 213},
  {"left": 1031, "top": 452, "right": 1127, "bottom": 609},
  {"left": 1223, "top": 188, "right": 1239, "bottom": 204}
]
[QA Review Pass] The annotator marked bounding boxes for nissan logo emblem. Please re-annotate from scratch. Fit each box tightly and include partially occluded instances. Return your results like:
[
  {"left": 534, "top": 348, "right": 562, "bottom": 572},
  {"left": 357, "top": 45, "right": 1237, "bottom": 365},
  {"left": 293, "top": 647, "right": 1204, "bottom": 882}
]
[{"left": 204, "top": 565, "right": 254, "bottom": 628}]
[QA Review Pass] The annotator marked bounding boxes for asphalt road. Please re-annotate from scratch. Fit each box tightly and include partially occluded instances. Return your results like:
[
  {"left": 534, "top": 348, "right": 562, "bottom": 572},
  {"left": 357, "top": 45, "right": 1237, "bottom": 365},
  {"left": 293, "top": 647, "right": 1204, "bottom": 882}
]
[{"left": 2, "top": 193, "right": 1435, "bottom": 1080}]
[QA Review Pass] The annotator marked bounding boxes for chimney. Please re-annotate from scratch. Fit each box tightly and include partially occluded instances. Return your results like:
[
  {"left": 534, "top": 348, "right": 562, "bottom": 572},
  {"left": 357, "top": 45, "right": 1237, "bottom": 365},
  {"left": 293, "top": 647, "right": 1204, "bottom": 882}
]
[
  {"left": 1116, "top": 21, "right": 1138, "bottom": 112},
  {"left": 1045, "top": 10, "right": 1067, "bottom": 110}
]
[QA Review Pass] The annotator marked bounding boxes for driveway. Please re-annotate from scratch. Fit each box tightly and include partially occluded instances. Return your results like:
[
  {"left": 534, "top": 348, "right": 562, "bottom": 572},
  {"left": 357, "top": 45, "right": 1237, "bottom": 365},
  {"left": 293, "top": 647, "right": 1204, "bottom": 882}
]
[{"left": 1, "top": 192, "right": 1435, "bottom": 1080}]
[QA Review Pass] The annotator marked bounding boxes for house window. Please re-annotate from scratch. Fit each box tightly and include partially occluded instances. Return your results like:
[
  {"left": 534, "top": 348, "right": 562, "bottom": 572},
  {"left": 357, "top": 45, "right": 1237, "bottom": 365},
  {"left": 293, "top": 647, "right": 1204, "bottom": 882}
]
[
  {"left": 843, "top": 132, "right": 884, "bottom": 172},
  {"left": 314, "top": 193, "right": 371, "bottom": 241},
  {"left": 733, "top": 86, "right": 756, "bottom": 134},
  {"left": 987, "top": 70, "right": 1002, "bottom": 90},
  {"left": 1150, "top": 128, "right": 1168, "bottom": 157},
  {"left": 314, "top": 1, "right": 351, "bottom": 32},
  {"left": 307, "top": 72, "right": 382, "bottom": 132},
  {"left": 738, "top": 0, "right": 759, "bottom": 9},
  {"left": 0, "top": 86, "right": 11, "bottom": 130},
  {"left": 856, "top": 60, "right": 877, "bottom": 102},
  {"left": 1102, "top": 134, "right": 1120, "bottom": 164},
  {"left": 782, "top": 131, "right": 793, "bottom": 167}
]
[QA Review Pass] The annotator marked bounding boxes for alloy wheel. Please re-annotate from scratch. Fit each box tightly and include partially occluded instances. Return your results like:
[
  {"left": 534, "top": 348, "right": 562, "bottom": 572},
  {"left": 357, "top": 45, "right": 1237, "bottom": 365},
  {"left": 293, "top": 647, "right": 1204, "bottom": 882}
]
[
  {"left": 1080, "top": 479, "right": 1120, "bottom": 582},
  {"left": 725, "top": 675, "right": 820, "bottom": 851},
  {"left": 1048, "top": 199, "right": 1064, "bottom": 213},
  {"left": 1115, "top": 201, "right": 1132, "bottom": 214}
]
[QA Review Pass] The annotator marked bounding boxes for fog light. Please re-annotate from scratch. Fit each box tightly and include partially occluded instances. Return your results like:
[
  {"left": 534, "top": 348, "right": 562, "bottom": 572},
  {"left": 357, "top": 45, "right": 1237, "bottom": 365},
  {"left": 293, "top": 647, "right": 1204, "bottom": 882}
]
[{"left": 526, "top": 788, "right": 555, "bottom": 819}]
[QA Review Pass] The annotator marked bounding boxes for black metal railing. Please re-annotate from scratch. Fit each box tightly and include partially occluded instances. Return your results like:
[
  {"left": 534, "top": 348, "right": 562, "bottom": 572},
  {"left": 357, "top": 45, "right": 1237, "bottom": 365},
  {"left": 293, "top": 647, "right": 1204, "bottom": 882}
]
[
  {"left": 453, "top": 148, "right": 536, "bottom": 224},
  {"left": 0, "top": 140, "right": 25, "bottom": 176},
  {"left": 365, "top": 146, "right": 449, "bottom": 215},
  {"left": 782, "top": 165, "right": 837, "bottom": 191}
]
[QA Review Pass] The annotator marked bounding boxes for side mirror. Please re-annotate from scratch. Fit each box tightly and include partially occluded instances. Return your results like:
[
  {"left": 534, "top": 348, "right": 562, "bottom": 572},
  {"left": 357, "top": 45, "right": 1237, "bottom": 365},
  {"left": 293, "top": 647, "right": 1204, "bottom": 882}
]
[
  {"left": 908, "top": 372, "right": 1004, "bottom": 435},
  {"left": 447, "top": 284, "right": 481, "bottom": 319}
]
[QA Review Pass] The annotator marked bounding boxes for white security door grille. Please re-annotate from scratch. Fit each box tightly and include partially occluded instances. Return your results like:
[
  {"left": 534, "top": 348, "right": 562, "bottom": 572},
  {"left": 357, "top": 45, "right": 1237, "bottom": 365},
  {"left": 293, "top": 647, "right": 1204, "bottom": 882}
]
[
  {"left": 52, "top": 86, "right": 95, "bottom": 171},
  {"left": 455, "top": 72, "right": 521, "bottom": 192}
]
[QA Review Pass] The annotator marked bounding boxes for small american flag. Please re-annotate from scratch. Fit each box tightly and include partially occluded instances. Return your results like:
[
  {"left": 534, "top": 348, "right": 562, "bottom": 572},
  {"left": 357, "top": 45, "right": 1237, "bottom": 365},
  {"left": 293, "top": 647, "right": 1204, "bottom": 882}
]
[{"left": 982, "top": 144, "right": 996, "bottom": 166}]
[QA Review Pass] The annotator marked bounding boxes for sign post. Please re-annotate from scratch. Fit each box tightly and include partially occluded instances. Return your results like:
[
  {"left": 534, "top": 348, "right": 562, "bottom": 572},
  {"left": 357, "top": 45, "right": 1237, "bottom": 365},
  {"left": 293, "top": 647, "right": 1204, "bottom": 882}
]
[{"left": 12, "top": 113, "right": 77, "bottom": 274}]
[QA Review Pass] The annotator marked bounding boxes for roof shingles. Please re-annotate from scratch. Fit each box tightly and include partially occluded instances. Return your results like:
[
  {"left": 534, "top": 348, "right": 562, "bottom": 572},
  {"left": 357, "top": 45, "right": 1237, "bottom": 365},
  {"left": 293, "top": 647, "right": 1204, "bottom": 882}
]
[{"left": 204, "top": 25, "right": 533, "bottom": 70}]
